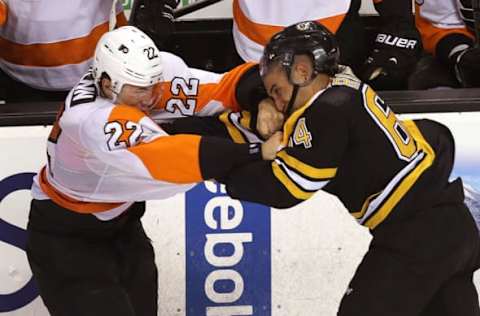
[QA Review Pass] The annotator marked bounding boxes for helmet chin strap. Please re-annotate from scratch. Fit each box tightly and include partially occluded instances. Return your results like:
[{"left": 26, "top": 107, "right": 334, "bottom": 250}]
[
  {"left": 108, "top": 88, "right": 119, "bottom": 103},
  {"left": 282, "top": 58, "right": 320, "bottom": 116},
  {"left": 284, "top": 72, "right": 316, "bottom": 116},
  {"left": 284, "top": 84, "right": 299, "bottom": 117}
]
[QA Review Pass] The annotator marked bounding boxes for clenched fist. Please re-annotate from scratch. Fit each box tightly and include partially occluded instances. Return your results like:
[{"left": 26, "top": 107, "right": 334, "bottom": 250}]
[
  {"left": 261, "top": 131, "right": 284, "bottom": 160},
  {"left": 256, "top": 98, "right": 285, "bottom": 139}
]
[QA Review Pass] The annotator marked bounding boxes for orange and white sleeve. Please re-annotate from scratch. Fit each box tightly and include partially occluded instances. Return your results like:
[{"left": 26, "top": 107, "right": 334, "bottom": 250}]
[
  {"left": 154, "top": 52, "right": 258, "bottom": 117},
  {"left": 82, "top": 105, "right": 262, "bottom": 191}
]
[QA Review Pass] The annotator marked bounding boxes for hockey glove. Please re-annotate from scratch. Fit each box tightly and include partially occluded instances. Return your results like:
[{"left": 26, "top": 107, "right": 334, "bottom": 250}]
[
  {"left": 360, "top": 22, "right": 422, "bottom": 90},
  {"left": 130, "top": 0, "right": 180, "bottom": 49},
  {"left": 455, "top": 46, "right": 480, "bottom": 87}
]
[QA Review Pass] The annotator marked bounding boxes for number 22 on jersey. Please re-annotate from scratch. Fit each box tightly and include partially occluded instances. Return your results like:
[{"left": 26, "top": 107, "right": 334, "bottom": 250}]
[
  {"left": 104, "top": 120, "right": 144, "bottom": 150},
  {"left": 165, "top": 77, "right": 200, "bottom": 116}
]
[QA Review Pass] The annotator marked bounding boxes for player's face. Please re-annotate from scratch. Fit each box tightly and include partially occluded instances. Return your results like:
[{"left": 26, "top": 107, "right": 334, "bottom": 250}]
[
  {"left": 118, "top": 83, "right": 163, "bottom": 114},
  {"left": 262, "top": 65, "right": 295, "bottom": 114}
]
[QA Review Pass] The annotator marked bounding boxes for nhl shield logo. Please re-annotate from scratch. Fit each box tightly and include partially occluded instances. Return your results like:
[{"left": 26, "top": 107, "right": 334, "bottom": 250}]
[{"left": 296, "top": 21, "right": 313, "bottom": 31}]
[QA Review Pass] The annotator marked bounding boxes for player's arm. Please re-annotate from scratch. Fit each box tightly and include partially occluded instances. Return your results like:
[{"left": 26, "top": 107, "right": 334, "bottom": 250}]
[
  {"left": 129, "top": 0, "right": 179, "bottom": 49},
  {"left": 82, "top": 105, "right": 268, "bottom": 185},
  {"left": 221, "top": 88, "right": 351, "bottom": 208},
  {"left": 162, "top": 109, "right": 265, "bottom": 145},
  {"left": 414, "top": 0, "right": 473, "bottom": 58},
  {"left": 414, "top": 1, "right": 478, "bottom": 86},
  {"left": 234, "top": 64, "right": 268, "bottom": 114},
  {"left": 159, "top": 65, "right": 275, "bottom": 143},
  {"left": 153, "top": 55, "right": 260, "bottom": 118}
]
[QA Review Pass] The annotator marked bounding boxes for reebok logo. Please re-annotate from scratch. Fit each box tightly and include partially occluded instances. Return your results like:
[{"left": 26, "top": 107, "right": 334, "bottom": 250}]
[{"left": 376, "top": 33, "right": 417, "bottom": 50}]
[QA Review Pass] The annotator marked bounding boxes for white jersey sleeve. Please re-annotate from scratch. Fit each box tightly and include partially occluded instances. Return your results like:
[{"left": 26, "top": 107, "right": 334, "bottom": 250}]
[
  {"left": 32, "top": 71, "right": 207, "bottom": 218},
  {"left": 150, "top": 52, "right": 257, "bottom": 122}
]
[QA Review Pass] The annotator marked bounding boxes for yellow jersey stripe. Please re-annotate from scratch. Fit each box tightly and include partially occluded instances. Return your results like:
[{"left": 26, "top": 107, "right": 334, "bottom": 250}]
[
  {"left": 351, "top": 192, "right": 381, "bottom": 219},
  {"left": 277, "top": 151, "right": 337, "bottom": 180},
  {"left": 272, "top": 162, "right": 314, "bottom": 200},
  {"left": 239, "top": 111, "right": 252, "bottom": 130},
  {"left": 364, "top": 120, "right": 436, "bottom": 229},
  {"left": 219, "top": 111, "right": 247, "bottom": 144}
]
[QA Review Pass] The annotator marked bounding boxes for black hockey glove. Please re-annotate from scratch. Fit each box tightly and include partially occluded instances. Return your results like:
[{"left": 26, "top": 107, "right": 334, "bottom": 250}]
[
  {"left": 455, "top": 46, "right": 480, "bottom": 87},
  {"left": 129, "top": 0, "right": 179, "bottom": 49},
  {"left": 360, "top": 22, "right": 422, "bottom": 90}
]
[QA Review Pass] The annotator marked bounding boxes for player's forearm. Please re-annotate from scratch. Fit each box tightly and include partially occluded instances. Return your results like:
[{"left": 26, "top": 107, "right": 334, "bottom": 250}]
[
  {"left": 234, "top": 64, "right": 268, "bottom": 114},
  {"left": 222, "top": 161, "right": 303, "bottom": 209},
  {"left": 161, "top": 116, "right": 231, "bottom": 138},
  {"left": 199, "top": 136, "right": 262, "bottom": 180}
]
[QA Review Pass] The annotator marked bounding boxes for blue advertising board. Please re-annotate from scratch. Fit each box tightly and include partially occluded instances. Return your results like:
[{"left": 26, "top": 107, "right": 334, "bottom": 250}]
[{"left": 185, "top": 183, "right": 271, "bottom": 315}]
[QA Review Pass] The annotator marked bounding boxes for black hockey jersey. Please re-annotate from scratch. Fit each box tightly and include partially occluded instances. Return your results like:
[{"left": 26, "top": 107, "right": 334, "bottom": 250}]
[{"left": 164, "top": 69, "right": 460, "bottom": 230}]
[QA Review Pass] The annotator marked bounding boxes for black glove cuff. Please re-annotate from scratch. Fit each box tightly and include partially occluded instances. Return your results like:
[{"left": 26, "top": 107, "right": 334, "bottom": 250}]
[{"left": 436, "top": 33, "right": 474, "bottom": 66}]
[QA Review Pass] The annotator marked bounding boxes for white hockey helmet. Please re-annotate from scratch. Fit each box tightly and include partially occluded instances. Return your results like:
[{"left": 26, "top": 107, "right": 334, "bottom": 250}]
[{"left": 92, "top": 26, "right": 164, "bottom": 95}]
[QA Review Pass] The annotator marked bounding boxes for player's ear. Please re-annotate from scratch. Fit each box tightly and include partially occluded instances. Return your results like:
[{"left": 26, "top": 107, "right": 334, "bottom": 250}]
[
  {"left": 291, "top": 56, "right": 313, "bottom": 85},
  {"left": 100, "top": 77, "right": 114, "bottom": 99}
]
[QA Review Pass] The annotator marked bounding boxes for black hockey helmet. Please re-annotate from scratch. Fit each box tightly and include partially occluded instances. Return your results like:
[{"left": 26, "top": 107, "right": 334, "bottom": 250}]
[{"left": 260, "top": 20, "right": 340, "bottom": 78}]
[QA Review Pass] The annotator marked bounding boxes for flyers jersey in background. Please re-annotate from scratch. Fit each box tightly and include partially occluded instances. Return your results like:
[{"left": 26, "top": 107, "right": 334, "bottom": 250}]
[
  {"left": 415, "top": 0, "right": 474, "bottom": 54},
  {"left": 0, "top": 0, "right": 126, "bottom": 91},
  {"left": 232, "top": 0, "right": 350, "bottom": 61}
]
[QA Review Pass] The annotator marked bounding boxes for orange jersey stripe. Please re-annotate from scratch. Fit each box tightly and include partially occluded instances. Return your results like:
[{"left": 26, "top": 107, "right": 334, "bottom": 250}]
[
  {"left": 115, "top": 12, "right": 128, "bottom": 27},
  {"left": 128, "top": 135, "right": 203, "bottom": 184},
  {"left": 0, "top": 0, "right": 7, "bottom": 26},
  {"left": 415, "top": 4, "right": 473, "bottom": 54},
  {"left": 0, "top": 12, "right": 127, "bottom": 67},
  {"left": 233, "top": 0, "right": 345, "bottom": 46},
  {"left": 107, "top": 105, "right": 204, "bottom": 184},
  {"left": 195, "top": 62, "right": 256, "bottom": 112},
  {"left": 39, "top": 168, "right": 124, "bottom": 213},
  {"left": 108, "top": 104, "right": 146, "bottom": 123},
  {"left": 158, "top": 62, "right": 257, "bottom": 113}
]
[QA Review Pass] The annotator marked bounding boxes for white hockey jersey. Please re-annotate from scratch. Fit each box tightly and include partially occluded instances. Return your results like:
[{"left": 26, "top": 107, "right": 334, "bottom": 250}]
[
  {"left": 232, "top": 0, "right": 351, "bottom": 62},
  {"left": 32, "top": 52, "right": 256, "bottom": 220},
  {"left": 0, "top": 0, "right": 126, "bottom": 91},
  {"left": 415, "top": 0, "right": 473, "bottom": 54}
]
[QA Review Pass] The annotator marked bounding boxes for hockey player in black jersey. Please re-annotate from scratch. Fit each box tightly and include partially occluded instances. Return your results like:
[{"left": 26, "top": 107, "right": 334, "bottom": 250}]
[{"left": 164, "top": 21, "right": 480, "bottom": 316}]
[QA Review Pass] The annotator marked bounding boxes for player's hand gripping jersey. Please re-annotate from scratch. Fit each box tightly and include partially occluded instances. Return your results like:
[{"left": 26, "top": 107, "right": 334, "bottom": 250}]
[
  {"left": 165, "top": 67, "right": 460, "bottom": 230},
  {"left": 32, "top": 65, "right": 262, "bottom": 221}
]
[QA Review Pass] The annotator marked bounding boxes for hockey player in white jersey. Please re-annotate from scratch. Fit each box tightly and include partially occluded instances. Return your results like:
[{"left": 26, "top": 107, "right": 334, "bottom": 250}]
[{"left": 26, "top": 26, "right": 281, "bottom": 316}]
